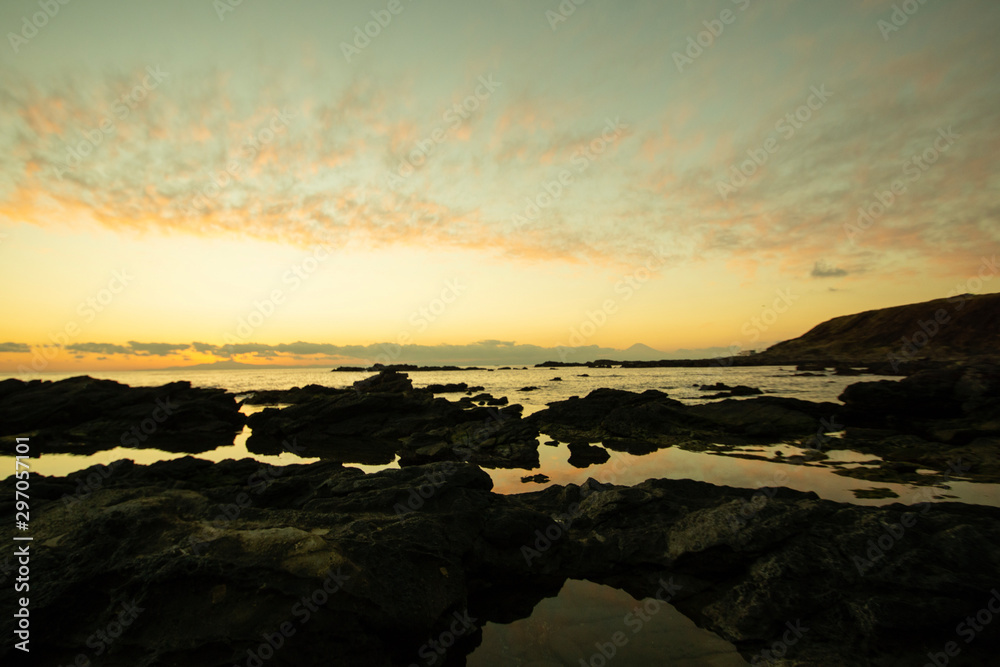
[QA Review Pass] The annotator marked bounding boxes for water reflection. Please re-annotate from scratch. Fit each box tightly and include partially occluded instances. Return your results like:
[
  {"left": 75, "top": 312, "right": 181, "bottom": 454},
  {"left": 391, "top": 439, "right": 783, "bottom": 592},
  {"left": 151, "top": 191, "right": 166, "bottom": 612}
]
[
  {"left": 488, "top": 439, "right": 1000, "bottom": 508},
  {"left": 468, "top": 579, "right": 748, "bottom": 666}
]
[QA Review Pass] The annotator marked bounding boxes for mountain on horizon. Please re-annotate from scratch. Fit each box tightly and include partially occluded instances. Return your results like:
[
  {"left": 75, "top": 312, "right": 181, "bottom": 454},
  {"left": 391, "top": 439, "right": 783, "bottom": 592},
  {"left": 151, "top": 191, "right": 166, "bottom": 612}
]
[{"left": 618, "top": 343, "right": 664, "bottom": 361}]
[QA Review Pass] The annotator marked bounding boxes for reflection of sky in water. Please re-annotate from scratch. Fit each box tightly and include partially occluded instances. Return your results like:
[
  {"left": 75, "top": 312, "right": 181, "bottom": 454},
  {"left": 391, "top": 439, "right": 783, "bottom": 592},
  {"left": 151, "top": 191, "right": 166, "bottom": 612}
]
[
  {"left": 468, "top": 579, "right": 749, "bottom": 667},
  {"left": 4, "top": 366, "right": 997, "bottom": 509},
  {"left": 488, "top": 440, "right": 1000, "bottom": 507}
]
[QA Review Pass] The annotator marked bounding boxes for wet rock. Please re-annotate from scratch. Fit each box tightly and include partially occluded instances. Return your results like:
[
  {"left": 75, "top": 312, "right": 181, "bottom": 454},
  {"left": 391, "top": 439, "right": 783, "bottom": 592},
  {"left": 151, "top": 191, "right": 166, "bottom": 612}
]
[{"left": 518, "top": 386, "right": 540, "bottom": 392}]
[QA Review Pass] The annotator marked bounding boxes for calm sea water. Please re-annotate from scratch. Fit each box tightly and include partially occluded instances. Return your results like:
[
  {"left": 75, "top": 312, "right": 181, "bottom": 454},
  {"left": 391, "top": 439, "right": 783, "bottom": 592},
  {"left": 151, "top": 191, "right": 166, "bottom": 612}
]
[
  {"left": 5, "top": 366, "right": 1000, "bottom": 508},
  {"left": 4, "top": 364, "right": 867, "bottom": 412}
]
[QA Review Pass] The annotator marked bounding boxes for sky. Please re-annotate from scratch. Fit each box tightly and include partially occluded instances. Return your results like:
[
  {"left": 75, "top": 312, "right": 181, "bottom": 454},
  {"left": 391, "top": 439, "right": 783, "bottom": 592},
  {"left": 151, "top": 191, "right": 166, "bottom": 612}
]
[{"left": 1, "top": 0, "right": 999, "bottom": 371}]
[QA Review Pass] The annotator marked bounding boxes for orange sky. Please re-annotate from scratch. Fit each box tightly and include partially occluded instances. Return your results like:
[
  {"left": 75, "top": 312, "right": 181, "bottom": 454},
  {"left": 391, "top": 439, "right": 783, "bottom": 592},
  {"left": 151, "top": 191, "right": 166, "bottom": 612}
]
[{"left": 1, "top": 0, "right": 998, "bottom": 371}]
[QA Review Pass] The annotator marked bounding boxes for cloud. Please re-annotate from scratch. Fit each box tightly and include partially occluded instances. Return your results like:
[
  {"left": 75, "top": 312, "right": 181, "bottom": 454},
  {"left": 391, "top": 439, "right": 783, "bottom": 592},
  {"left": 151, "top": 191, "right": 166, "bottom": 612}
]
[
  {"left": 1, "top": 1, "right": 998, "bottom": 281},
  {"left": 811, "top": 261, "right": 848, "bottom": 278},
  {"left": 65, "top": 343, "right": 132, "bottom": 355},
  {"left": 3, "top": 339, "right": 697, "bottom": 365},
  {"left": 126, "top": 341, "right": 192, "bottom": 356},
  {"left": 0, "top": 342, "right": 31, "bottom": 353}
]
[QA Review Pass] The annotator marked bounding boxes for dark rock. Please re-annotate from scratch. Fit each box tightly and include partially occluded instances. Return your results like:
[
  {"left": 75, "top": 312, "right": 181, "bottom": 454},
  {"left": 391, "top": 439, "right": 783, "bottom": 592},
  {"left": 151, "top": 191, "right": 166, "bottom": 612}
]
[
  {"left": 0, "top": 375, "right": 244, "bottom": 454},
  {"left": 567, "top": 442, "right": 611, "bottom": 468},
  {"left": 518, "top": 386, "right": 540, "bottom": 392},
  {"left": 521, "top": 474, "right": 550, "bottom": 484},
  {"left": 353, "top": 369, "right": 414, "bottom": 393},
  {"left": 529, "top": 388, "right": 836, "bottom": 446},
  {"left": 247, "top": 383, "right": 537, "bottom": 468},
  {"left": 850, "top": 487, "right": 900, "bottom": 499},
  {"left": 796, "top": 364, "right": 828, "bottom": 372},
  {"left": 550, "top": 377, "right": 562, "bottom": 382},
  {"left": 4, "top": 461, "right": 999, "bottom": 666},
  {"left": 242, "top": 384, "right": 346, "bottom": 404},
  {"left": 699, "top": 385, "right": 763, "bottom": 399},
  {"left": 425, "top": 382, "right": 468, "bottom": 393}
]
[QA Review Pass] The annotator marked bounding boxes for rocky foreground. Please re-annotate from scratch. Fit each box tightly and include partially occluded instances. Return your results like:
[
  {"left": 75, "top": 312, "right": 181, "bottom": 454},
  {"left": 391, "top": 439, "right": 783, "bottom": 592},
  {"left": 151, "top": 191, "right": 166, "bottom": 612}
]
[
  {"left": 2, "top": 456, "right": 999, "bottom": 666},
  {"left": 1, "top": 364, "right": 998, "bottom": 664}
]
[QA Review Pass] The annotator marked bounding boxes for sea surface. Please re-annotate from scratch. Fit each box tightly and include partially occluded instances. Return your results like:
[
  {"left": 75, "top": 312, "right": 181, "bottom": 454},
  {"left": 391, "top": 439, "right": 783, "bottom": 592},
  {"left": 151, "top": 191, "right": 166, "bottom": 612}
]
[{"left": 5, "top": 366, "right": 1000, "bottom": 508}]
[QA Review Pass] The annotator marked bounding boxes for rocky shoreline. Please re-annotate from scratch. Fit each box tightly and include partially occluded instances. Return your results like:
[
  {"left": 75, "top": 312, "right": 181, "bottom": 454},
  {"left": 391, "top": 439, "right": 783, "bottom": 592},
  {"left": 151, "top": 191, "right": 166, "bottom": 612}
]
[
  {"left": 1, "top": 363, "right": 998, "bottom": 664},
  {"left": 2, "top": 457, "right": 999, "bottom": 665}
]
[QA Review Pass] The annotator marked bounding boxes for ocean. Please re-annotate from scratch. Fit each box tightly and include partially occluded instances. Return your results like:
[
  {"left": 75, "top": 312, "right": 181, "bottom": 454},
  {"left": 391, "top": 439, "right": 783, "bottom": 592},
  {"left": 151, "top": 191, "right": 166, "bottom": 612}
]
[{"left": 4, "top": 365, "right": 999, "bottom": 508}]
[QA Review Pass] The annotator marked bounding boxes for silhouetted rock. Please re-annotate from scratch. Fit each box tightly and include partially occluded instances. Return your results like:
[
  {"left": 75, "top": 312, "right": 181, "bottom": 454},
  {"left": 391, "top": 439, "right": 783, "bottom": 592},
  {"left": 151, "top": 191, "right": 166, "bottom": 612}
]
[
  {"left": 353, "top": 368, "right": 414, "bottom": 393},
  {"left": 0, "top": 376, "right": 244, "bottom": 454},
  {"left": 698, "top": 383, "right": 763, "bottom": 399},
  {"left": 425, "top": 382, "right": 468, "bottom": 393},
  {"left": 567, "top": 442, "right": 610, "bottom": 468},
  {"left": 242, "top": 384, "right": 346, "bottom": 404}
]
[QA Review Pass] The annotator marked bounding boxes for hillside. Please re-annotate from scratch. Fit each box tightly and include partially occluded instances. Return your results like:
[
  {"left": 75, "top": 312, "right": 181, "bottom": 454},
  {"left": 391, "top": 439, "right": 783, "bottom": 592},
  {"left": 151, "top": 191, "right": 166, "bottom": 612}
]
[{"left": 757, "top": 291, "right": 1000, "bottom": 364}]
